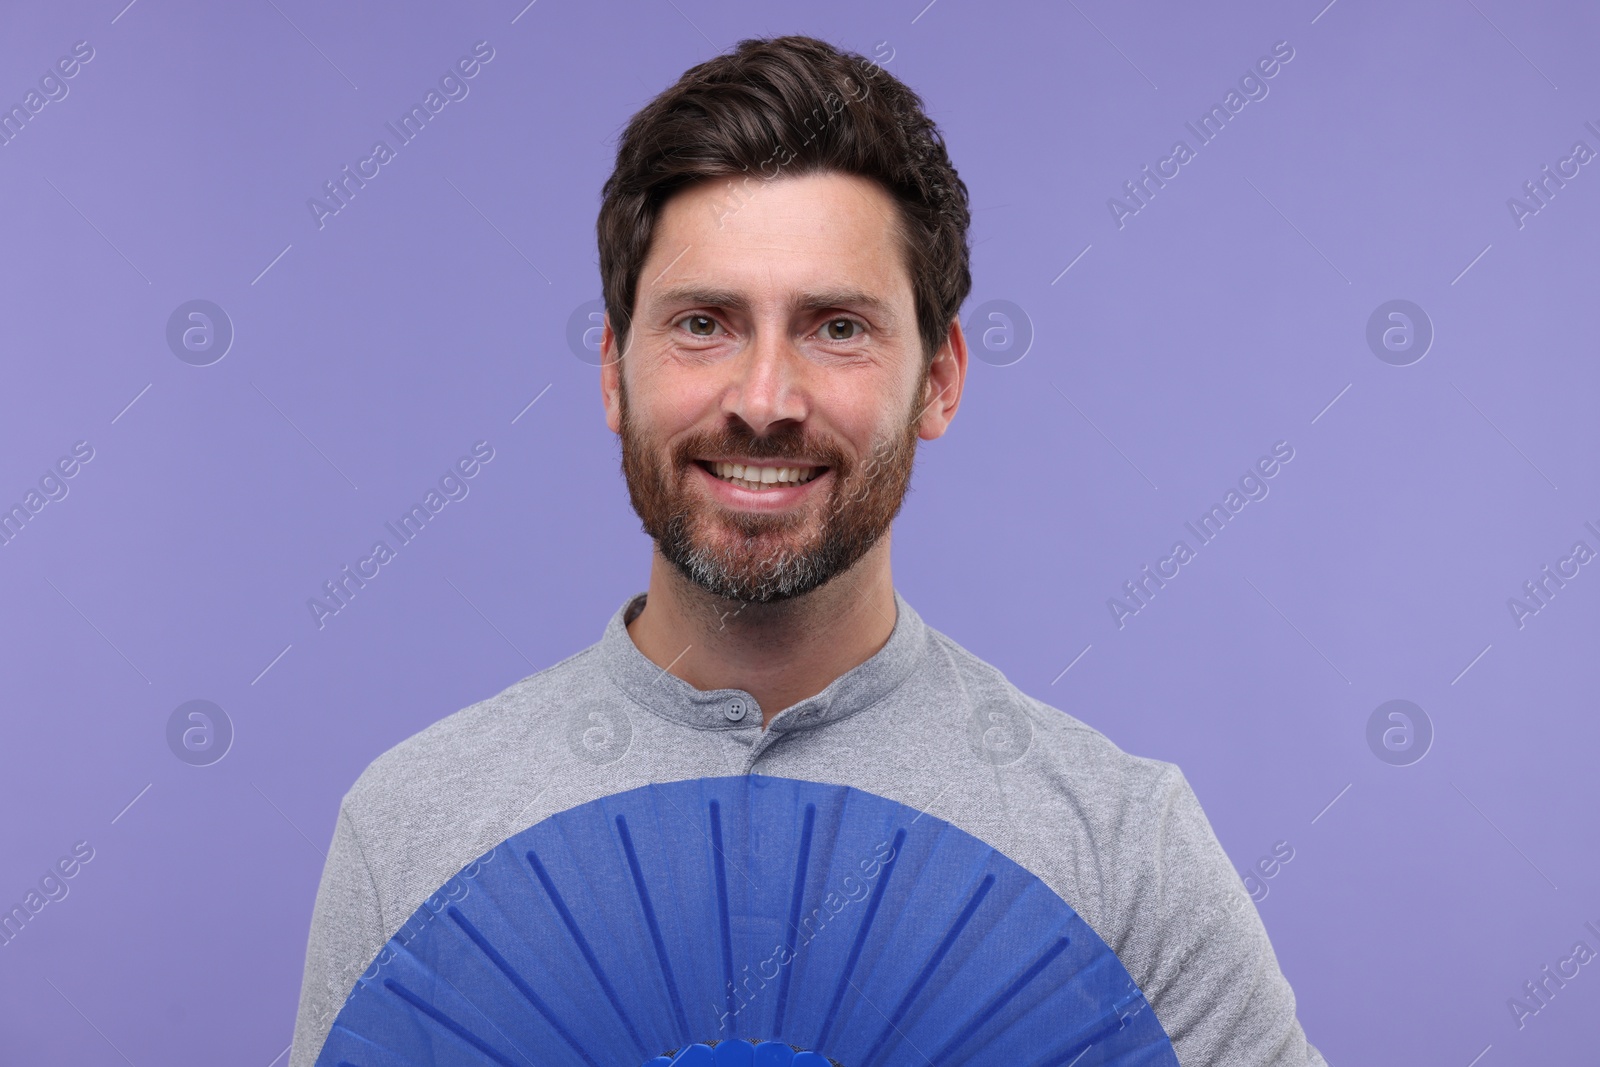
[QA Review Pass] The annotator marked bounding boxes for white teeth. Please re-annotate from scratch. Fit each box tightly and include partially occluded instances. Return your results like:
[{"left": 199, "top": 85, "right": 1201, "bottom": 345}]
[{"left": 709, "top": 461, "right": 820, "bottom": 488}]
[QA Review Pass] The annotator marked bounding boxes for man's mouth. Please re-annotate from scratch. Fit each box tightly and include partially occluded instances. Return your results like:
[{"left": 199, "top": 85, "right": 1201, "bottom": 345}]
[{"left": 698, "top": 460, "right": 826, "bottom": 492}]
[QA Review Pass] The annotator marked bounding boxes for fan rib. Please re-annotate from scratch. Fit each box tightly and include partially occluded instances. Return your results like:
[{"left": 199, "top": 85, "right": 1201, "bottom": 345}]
[
  {"left": 931, "top": 935, "right": 1071, "bottom": 1064},
  {"left": 771, "top": 801, "right": 817, "bottom": 1035},
  {"left": 616, "top": 814, "right": 693, "bottom": 1039},
  {"left": 709, "top": 799, "right": 737, "bottom": 1027},
  {"left": 813, "top": 826, "right": 908, "bottom": 1050},
  {"left": 381, "top": 977, "right": 521, "bottom": 1067},
  {"left": 525, "top": 847, "right": 648, "bottom": 1055},
  {"left": 444, "top": 905, "right": 605, "bottom": 1067},
  {"left": 859, "top": 872, "right": 996, "bottom": 1067}
]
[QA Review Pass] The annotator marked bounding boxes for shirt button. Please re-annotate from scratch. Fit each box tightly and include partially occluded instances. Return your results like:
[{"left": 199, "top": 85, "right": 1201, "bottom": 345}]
[{"left": 724, "top": 699, "right": 747, "bottom": 722}]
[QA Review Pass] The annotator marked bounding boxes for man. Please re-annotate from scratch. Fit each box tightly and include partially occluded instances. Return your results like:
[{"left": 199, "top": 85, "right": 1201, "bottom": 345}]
[{"left": 290, "top": 34, "right": 1327, "bottom": 1066}]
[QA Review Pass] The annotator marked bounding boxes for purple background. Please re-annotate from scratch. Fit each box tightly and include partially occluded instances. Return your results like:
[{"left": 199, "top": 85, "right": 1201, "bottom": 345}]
[{"left": 2, "top": 0, "right": 1596, "bottom": 1063}]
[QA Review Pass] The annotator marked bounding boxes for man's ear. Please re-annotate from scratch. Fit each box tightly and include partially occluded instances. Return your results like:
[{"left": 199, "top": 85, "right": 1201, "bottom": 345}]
[
  {"left": 600, "top": 315, "right": 623, "bottom": 434},
  {"left": 917, "top": 316, "right": 968, "bottom": 441}
]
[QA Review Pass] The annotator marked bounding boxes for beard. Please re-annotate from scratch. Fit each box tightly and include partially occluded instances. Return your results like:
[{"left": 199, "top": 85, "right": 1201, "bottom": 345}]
[{"left": 617, "top": 370, "right": 926, "bottom": 604}]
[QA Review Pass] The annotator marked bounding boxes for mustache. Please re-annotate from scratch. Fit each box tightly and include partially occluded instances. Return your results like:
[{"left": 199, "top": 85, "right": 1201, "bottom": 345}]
[{"left": 669, "top": 425, "right": 850, "bottom": 472}]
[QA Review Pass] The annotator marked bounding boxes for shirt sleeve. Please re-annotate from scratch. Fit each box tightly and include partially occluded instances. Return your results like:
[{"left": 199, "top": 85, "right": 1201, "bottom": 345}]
[
  {"left": 288, "top": 802, "right": 388, "bottom": 1067},
  {"left": 1118, "top": 764, "right": 1329, "bottom": 1066}
]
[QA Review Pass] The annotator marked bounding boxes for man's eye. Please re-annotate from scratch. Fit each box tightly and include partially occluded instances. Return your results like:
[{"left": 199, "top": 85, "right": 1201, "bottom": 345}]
[
  {"left": 820, "top": 318, "right": 861, "bottom": 341},
  {"left": 680, "top": 315, "right": 719, "bottom": 337}
]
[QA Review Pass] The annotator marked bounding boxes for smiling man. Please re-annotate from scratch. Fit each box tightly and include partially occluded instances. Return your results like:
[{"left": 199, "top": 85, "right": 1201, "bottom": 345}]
[
  {"left": 604, "top": 163, "right": 941, "bottom": 721},
  {"left": 290, "top": 35, "right": 1327, "bottom": 1067}
]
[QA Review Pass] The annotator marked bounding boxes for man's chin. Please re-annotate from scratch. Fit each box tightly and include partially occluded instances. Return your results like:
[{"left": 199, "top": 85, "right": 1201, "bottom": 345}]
[
  {"left": 661, "top": 523, "right": 839, "bottom": 603},
  {"left": 666, "top": 557, "right": 805, "bottom": 603}
]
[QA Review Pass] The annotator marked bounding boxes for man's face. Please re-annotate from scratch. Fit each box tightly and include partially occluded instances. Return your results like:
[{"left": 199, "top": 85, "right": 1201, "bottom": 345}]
[{"left": 601, "top": 170, "right": 963, "bottom": 604}]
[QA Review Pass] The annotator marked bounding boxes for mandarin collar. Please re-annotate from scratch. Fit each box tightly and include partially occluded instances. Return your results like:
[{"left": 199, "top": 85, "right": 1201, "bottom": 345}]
[{"left": 599, "top": 588, "right": 927, "bottom": 732}]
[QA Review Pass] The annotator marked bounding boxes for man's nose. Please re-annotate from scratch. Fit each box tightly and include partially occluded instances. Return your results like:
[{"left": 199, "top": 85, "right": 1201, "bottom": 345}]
[{"left": 720, "top": 324, "right": 808, "bottom": 436}]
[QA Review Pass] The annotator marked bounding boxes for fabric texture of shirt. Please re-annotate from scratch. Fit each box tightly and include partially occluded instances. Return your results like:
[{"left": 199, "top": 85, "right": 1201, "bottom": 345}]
[{"left": 289, "top": 589, "right": 1329, "bottom": 1066}]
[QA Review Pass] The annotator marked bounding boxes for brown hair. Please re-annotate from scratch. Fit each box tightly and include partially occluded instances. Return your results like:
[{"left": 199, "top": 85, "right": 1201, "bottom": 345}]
[{"left": 597, "top": 35, "right": 972, "bottom": 363}]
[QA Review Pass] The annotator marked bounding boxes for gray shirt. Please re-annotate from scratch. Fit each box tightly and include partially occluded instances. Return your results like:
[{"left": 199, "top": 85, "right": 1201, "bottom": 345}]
[{"left": 290, "top": 590, "right": 1328, "bottom": 1066}]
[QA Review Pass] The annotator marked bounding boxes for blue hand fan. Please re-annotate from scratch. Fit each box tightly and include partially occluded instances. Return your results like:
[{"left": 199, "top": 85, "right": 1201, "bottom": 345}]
[{"left": 315, "top": 776, "right": 1177, "bottom": 1067}]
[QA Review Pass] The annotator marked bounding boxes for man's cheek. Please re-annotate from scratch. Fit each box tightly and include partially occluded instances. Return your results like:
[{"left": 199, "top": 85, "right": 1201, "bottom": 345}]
[{"left": 841, "top": 473, "right": 872, "bottom": 507}]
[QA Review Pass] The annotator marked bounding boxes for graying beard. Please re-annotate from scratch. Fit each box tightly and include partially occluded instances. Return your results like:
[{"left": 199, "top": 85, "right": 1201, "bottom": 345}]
[
  {"left": 655, "top": 427, "right": 907, "bottom": 603},
  {"left": 673, "top": 531, "right": 837, "bottom": 603}
]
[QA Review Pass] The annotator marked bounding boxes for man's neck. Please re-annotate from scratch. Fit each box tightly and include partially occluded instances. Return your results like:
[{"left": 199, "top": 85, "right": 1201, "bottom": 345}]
[{"left": 624, "top": 539, "right": 899, "bottom": 728}]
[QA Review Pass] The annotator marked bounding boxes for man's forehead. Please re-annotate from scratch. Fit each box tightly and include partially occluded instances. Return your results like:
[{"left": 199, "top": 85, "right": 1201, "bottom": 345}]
[
  {"left": 667, "top": 168, "right": 896, "bottom": 225},
  {"left": 639, "top": 172, "right": 912, "bottom": 312}
]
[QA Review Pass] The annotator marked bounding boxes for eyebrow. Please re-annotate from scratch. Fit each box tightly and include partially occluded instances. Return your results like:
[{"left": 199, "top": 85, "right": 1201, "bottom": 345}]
[{"left": 646, "top": 285, "right": 898, "bottom": 324}]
